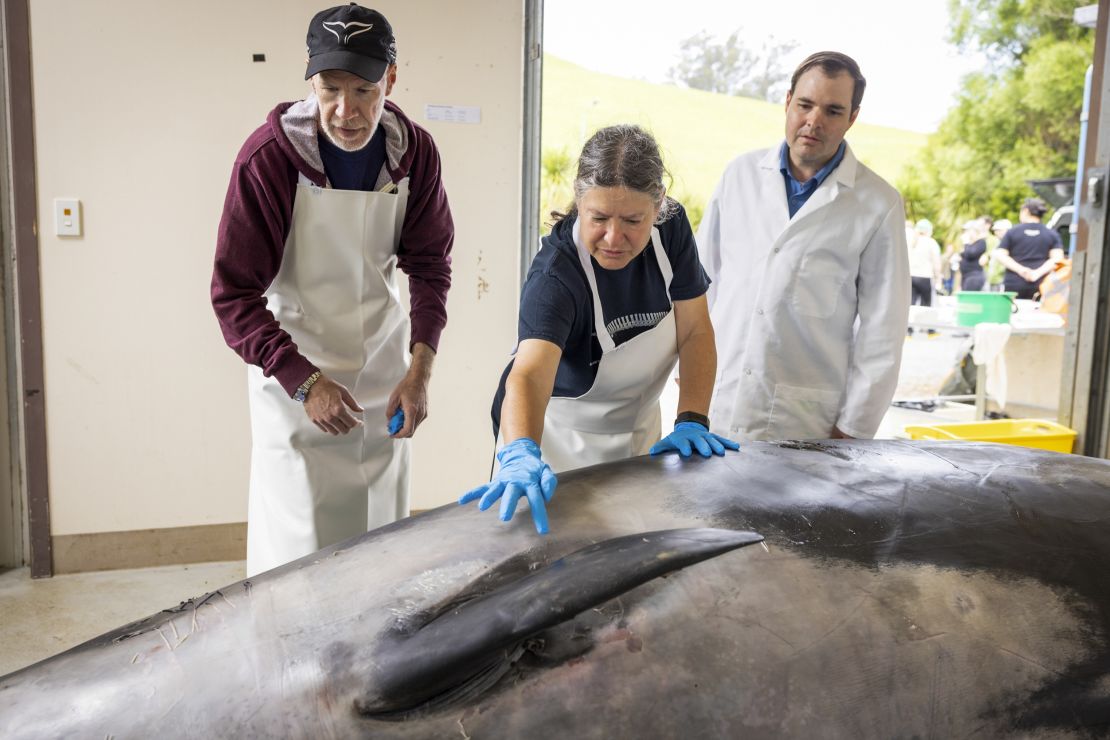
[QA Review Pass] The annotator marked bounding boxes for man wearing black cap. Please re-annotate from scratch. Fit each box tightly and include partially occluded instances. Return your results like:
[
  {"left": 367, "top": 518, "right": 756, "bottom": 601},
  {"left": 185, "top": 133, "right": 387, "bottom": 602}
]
[
  {"left": 211, "top": 4, "right": 454, "bottom": 575},
  {"left": 994, "top": 197, "right": 1064, "bottom": 299}
]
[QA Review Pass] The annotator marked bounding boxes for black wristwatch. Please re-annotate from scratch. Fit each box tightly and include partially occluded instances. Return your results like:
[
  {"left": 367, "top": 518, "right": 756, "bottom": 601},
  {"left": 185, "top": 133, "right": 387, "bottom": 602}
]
[{"left": 675, "top": 410, "right": 710, "bottom": 428}]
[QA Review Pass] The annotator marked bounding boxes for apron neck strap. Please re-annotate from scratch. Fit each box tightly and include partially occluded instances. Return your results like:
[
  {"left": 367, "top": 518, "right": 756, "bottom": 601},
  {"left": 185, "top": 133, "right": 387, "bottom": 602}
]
[
  {"left": 649, "top": 226, "right": 673, "bottom": 287},
  {"left": 298, "top": 172, "right": 325, "bottom": 192}
]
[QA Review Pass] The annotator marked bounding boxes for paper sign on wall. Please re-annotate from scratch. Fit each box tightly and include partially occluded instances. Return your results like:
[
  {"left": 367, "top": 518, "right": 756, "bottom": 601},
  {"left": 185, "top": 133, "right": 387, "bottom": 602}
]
[{"left": 425, "top": 104, "right": 481, "bottom": 124}]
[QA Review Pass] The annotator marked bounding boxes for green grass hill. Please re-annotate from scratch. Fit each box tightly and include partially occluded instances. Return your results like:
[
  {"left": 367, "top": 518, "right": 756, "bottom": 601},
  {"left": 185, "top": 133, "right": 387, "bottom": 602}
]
[{"left": 541, "top": 54, "right": 928, "bottom": 229}]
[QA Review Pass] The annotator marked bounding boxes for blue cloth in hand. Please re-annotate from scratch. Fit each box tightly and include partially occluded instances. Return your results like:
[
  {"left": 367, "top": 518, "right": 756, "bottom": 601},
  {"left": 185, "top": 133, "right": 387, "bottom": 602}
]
[
  {"left": 388, "top": 408, "right": 404, "bottom": 435},
  {"left": 458, "top": 438, "right": 557, "bottom": 534},
  {"left": 649, "top": 421, "right": 740, "bottom": 458}
]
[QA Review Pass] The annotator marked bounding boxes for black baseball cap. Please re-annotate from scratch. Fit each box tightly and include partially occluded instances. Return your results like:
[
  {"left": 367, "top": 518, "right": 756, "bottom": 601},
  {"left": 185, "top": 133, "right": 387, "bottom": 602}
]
[
  {"left": 1022, "top": 197, "right": 1048, "bottom": 217},
  {"left": 305, "top": 4, "right": 397, "bottom": 83}
]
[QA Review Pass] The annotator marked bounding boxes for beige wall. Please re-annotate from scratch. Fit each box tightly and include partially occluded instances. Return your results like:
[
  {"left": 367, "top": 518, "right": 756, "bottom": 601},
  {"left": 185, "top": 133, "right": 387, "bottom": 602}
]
[{"left": 29, "top": 1, "right": 523, "bottom": 536}]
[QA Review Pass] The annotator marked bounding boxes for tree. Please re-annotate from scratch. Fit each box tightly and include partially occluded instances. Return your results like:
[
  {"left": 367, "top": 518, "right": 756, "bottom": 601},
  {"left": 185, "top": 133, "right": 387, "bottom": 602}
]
[
  {"left": 668, "top": 29, "right": 796, "bottom": 102},
  {"left": 948, "top": 0, "right": 1089, "bottom": 66},
  {"left": 539, "top": 147, "right": 575, "bottom": 234},
  {"left": 738, "top": 36, "right": 799, "bottom": 102},
  {"left": 898, "top": 0, "right": 1093, "bottom": 237},
  {"left": 668, "top": 30, "right": 750, "bottom": 95}
]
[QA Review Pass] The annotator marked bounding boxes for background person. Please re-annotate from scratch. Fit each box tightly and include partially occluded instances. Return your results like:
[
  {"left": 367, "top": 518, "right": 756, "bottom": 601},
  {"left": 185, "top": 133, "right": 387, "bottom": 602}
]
[
  {"left": 941, "top": 239, "right": 961, "bottom": 294},
  {"left": 957, "top": 219, "right": 988, "bottom": 291},
  {"left": 212, "top": 4, "right": 453, "bottom": 575},
  {"left": 460, "top": 125, "right": 736, "bottom": 534},
  {"left": 908, "top": 218, "right": 942, "bottom": 306},
  {"left": 981, "top": 216, "right": 1008, "bottom": 292},
  {"left": 995, "top": 198, "right": 1064, "bottom": 299},
  {"left": 697, "top": 51, "right": 910, "bottom": 441}
]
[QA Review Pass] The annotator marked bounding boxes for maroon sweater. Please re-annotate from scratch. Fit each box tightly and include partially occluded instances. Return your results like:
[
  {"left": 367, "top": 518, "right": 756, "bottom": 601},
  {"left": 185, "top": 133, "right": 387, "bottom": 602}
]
[{"left": 212, "top": 98, "right": 453, "bottom": 396}]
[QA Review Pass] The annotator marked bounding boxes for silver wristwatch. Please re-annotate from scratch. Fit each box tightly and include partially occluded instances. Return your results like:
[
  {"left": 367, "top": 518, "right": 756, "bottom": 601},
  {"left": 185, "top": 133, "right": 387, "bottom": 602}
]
[{"left": 293, "top": 371, "right": 322, "bottom": 402}]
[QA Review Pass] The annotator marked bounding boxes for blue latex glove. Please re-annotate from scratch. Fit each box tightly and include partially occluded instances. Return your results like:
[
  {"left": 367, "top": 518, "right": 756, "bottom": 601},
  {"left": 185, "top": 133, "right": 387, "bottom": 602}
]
[
  {"left": 388, "top": 408, "right": 404, "bottom": 435},
  {"left": 458, "top": 438, "right": 558, "bottom": 534},
  {"left": 649, "top": 421, "right": 740, "bottom": 458}
]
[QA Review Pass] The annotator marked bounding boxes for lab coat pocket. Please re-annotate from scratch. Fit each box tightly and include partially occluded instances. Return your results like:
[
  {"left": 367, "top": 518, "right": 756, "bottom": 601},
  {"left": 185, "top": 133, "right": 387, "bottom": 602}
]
[
  {"left": 792, "top": 250, "right": 849, "bottom": 318},
  {"left": 766, "top": 384, "right": 841, "bottom": 440}
]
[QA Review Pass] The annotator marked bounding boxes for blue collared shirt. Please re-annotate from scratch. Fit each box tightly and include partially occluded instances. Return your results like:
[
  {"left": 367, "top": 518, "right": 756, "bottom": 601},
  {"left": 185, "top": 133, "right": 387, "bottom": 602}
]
[{"left": 779, "top": 140, "right": 846, "bottom": 218}]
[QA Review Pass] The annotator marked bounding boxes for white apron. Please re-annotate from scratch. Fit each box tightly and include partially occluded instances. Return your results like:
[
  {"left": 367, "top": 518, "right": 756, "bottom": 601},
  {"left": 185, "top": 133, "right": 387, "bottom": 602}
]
[
  {"left": 536, "top": 219, "right": 679, "bottom": 473},
  {"left": 246, "top": 175, "right": 411, "bottom": 576}
]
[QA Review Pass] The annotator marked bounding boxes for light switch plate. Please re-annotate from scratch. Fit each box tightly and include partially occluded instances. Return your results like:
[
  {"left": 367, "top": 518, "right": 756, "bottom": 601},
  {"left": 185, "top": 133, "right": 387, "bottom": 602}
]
[{"left": 54, "top": 198, "right": 82, "bottom": 237}]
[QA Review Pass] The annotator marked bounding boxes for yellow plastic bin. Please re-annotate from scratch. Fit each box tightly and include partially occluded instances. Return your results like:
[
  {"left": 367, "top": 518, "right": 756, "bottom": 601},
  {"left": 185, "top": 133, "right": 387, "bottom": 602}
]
[{"left": 903, "top": 419, "right": 1077, "bottom": 453}]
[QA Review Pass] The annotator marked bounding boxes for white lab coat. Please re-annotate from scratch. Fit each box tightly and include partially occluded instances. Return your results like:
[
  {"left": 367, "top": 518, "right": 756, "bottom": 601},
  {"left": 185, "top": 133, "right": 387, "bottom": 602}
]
[{"left": 697, "top": 143, "right": 910, "bottom": 441}]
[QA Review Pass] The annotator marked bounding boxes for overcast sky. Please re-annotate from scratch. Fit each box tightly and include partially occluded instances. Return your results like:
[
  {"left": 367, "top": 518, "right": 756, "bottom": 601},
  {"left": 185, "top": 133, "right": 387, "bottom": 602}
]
[{"left": 543, "top": 0, "right": 985, "bottom": 133}]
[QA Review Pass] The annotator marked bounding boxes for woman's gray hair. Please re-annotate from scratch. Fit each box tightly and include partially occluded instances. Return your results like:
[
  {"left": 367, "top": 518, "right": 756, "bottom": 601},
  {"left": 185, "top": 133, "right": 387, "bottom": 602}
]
[{"left": 553, "top": 124, "right": 677, "bottom": 224}]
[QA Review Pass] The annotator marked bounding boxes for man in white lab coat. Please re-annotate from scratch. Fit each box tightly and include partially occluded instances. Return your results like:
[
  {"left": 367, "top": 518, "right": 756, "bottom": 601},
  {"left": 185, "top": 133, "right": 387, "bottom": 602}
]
[{"left": 697, "top": 51, "right": 910, "bottom": 441}]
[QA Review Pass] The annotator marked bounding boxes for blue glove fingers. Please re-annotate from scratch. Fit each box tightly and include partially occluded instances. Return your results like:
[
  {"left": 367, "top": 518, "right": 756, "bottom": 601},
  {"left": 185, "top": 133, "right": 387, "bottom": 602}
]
[
  {"left": 714, "top": 433, "right": 741, "bottom": 451},
  {"left": 651, "top": 422, "right": 740, "bottom": 459},
  {"left": 499, "top": 483, "right": 526, "bottom": 522},
  {"left": 477, "top": 481, "right": 508, "bottom": 511},
  {"left": 525, "top": 484, "right": 550, "bottom": 534},
  {"left": 539, "top": 466, "right": 558, "bottom": 502},
  {"left": 460, "top": 481, "right": 498, "bottom": 506},
  {"left": 387, "top": 408, "right": 405, "bottom": 435}
]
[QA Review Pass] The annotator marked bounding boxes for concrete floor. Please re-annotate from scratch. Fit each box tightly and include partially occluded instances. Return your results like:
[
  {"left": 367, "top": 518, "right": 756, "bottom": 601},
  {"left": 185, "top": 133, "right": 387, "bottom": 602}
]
[
  {"left": 0, "top": 329, "right": 989, "bottom": 678},
  {"left": 877, "top": 329, "right": 978, "bottom": 437}
]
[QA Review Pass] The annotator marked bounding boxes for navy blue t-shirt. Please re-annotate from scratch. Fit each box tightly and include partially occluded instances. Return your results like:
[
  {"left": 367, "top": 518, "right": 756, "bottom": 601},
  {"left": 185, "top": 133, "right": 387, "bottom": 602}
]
[
  {"left": 490, "top": 202, "right": 710, "bottom": 436},
  {"left": 318, "top": 127, "right": 386, "bottom": 191}
]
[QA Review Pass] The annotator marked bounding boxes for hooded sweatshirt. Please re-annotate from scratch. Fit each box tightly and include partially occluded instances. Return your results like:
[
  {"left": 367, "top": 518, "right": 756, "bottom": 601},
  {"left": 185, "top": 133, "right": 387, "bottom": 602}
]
[{"left": 212, "top": 97, "right": 453, "bottom": 396}]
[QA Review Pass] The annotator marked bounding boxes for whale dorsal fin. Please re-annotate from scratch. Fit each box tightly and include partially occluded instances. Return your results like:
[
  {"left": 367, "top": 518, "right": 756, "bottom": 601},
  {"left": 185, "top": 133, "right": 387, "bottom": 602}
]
[{"left": 357, "top": 527, "right": 764, "bottom": 716}]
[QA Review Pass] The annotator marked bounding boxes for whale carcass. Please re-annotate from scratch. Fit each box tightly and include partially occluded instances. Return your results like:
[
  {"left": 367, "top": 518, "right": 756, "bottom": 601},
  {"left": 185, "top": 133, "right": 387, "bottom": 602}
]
[{"left": 2, "top": 439, "right": 1110, "bottom": 737}]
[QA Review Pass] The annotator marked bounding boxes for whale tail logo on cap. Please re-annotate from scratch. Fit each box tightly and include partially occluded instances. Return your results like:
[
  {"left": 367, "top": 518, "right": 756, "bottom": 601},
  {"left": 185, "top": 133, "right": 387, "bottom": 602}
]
[{"left": 322, "top": 20, "right": 374, "bottom": 45}]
